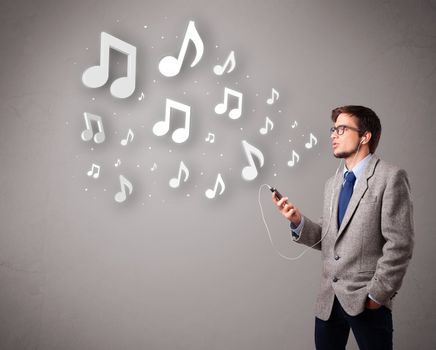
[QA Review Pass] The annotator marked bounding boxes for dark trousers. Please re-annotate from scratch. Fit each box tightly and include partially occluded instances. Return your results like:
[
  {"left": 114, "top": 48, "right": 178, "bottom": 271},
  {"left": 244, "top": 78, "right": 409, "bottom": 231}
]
[{"left": 315, "top": 296, "right": 393, "bottom": 350}]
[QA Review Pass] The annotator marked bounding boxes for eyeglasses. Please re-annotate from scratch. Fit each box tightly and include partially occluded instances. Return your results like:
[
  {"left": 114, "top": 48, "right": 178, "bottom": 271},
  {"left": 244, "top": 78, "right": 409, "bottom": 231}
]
[{"left": 330, "top": 125, "right": 361, "bottom": 136}]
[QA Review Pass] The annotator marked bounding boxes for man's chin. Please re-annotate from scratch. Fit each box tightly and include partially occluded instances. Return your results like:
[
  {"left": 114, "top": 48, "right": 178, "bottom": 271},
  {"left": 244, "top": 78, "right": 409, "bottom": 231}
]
[{"left": 334, "top": 151, "right": 352, "bottom": 159}]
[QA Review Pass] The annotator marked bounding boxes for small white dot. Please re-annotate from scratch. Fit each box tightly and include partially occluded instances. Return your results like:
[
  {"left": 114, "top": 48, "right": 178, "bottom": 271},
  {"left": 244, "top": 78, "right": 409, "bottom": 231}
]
[
  {"left": 104, "top": 189, "right": 107, "bottom": 192},
  {"left": 148, "top": 194, "right": 152, "bottom": 198},
  {"left": 169, "top": 149, "right": 172, "bottom": 153},
  {"left": 144, "top": 25, "right": 148, "bottom": 29},
  {"left": 200, "top": 172, "right": 204, "bottom": 176},
  {"left": 215, "top": 45, "right": 219, "bottom": 48},
  {"left": 161, "top": 36, "right": 165, "bottom": 39},
  {"left": 91, "top": 97, "right": 95, "bottom": 101},
  {"left": 84, "top": 188, "right": 88, "bottom": 191},
  {"left": 278, "top": 110, "right": 282, "bottom": 113},
  {"left": 206, "top": 91, "right": 210, "bottom": 95},
  {"left": 65, "top": 121, "right": 69, "bottom": 125},
  {"left": 220, "top": 153, "right": 224, "bottom": 157},
  {"left": 256, "top": 93, "right": 259, "bottom": 97},
  {"left": 148, "top": 146, "right": 152, "bottom": 150},
  {"left": 274, "top": 173, "right": 278, "bottom": 177},
  {"left": 85, "top": 47, "right": 88, "bottom": 50},
  {"left": 137, "top": 164, "right": 140, "bottom": 168},
  {"left": 194, "top": 80, "right": 198, "bottom": 84},
  {"left": 153, "top": 79, "right": 156, "bottom": 83},
  {"left": 246, "top": 75, "right": 250, "bottom": 79},
  {"left": 252, "top": 109, "right": 256, "bottom": 112},
  {"left": 186, "top": 194, "right": 190, "bottom": 197},
  {"left": 142, "top": 202, "right": 145, "bottom": 206},
  {"left": 116, "top": 19, "right": 120, "bottom": 23}
]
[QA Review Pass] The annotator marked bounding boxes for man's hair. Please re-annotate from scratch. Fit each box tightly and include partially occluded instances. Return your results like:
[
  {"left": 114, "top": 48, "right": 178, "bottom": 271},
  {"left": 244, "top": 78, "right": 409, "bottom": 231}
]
[{"left": 331, "top": 105, "right": 382, "bottom": 153}]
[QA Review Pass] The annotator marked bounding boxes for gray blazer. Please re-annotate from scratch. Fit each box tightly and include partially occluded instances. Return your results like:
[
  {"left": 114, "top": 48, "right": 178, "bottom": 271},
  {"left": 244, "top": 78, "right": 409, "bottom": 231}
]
[{"left": 294, "top": 155, "right": 414, "bottom": 321}]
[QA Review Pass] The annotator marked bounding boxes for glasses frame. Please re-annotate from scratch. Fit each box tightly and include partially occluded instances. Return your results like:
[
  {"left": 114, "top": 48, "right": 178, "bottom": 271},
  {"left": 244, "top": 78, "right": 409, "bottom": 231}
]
[{"left": 330, "top": 124, "right": 361, "bottom": 136}]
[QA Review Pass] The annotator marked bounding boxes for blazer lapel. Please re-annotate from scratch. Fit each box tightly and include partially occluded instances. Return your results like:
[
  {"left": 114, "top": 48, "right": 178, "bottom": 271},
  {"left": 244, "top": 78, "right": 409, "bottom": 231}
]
[{"left": 336, "top": 156, "right": 379, "bottom": 239}]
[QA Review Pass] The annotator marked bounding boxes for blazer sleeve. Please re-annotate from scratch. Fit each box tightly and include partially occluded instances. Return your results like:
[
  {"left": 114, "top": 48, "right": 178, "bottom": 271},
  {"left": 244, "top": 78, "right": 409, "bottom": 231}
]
[{"left": 368, "top": 168, "right": 414, "bottom": 304}]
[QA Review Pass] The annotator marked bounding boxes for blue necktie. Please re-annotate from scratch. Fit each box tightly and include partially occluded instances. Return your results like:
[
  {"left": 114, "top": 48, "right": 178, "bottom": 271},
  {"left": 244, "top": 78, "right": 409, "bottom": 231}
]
[{"left": 338, "top": 171, "right": 356, "bottom": 227}]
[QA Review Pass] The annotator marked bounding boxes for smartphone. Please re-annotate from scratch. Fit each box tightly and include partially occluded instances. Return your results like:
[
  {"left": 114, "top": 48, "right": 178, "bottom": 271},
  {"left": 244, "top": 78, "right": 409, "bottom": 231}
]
[{"left": 269, "top": 186, "right": 284, "bottom": 201}]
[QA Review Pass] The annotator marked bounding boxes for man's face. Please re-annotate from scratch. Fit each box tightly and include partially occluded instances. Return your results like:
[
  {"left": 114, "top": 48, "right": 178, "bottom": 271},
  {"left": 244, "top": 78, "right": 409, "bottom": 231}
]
[{"left": 331, "top": 113, "right": 362, "bottom": 159}]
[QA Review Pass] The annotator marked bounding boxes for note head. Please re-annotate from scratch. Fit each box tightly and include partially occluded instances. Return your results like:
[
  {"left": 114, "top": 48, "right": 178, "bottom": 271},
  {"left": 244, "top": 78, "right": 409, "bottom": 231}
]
[
  {"left": 81, "top": 129, "right": 93, "bottom": 142},
  {"left": 229, "top": 108, "right": 242, "bottom": 120},
  {"left": 94, "top": 131, "right": 105, "bottom": 144},
  {"left": 172, "top": 128, "right": 189, "bottom": 144},
  {"left": 159, "top": 56, "right": 180, "bottom": 77},
  {"left": 153, "top": 121, "right": 169, "bottom": 137},
  {"left": 214, "top": 103, "right": 226, "bottom": 115},
  {"left": 213, "top": 65, "right": 224, "bottom": 75},
  {"left": 82, "top": 65, "right": 108, "bottom": 88},
  {"left": 111, "top": 76, "right": 135, "bottom": 99},
  {"left": 242, "top": 166, "right": 257, "bottom": 181},
  {"left": 114, "top": 192, "right": 126, "bottom": 203}
]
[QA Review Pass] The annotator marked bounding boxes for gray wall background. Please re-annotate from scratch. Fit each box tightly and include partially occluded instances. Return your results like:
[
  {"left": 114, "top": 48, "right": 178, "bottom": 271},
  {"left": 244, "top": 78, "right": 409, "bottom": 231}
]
[{"left": 1, "top": 0, "right": 435, "bottom": 349}]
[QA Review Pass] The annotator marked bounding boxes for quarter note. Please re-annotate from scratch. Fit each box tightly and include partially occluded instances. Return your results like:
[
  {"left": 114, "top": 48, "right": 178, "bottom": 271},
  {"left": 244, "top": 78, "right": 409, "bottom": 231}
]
[
  {"left": 114, "top": 174, "right": 133, "bottom": 203},
  {"left": 215, "top": 87, "right": 243, "bottom": 120},
  {"left": 205, "top": 173, "right": 225, "bottom": 199},
  {"left": 120, "top": 128, "right": 134, "bottom": 146},
  {"left": 287, "top": 150, "right": 300, "bottom": 167},
  {"left": 260, "top": 117, "right": 274, "bottom": 135},
  {"left": 82, "top": 32, "right": 137, "bottom": 99},
  {"left": 169, "top": 161, "right": 189, "bottom": 188},
  {"left": 241, "top": 140, "right": 264, "bottom": 181},
  {"left": 266, "top": 88, "right": 279, "bottom": 105},
  {"left": 153, "top": 98, "right": 191, "bottom": 143},
  {"left": 81, "top": 112, "right": 105, "bottom": 144},
  {"left": 213, "top": 50, "right": 236, "bottom": 75},
  {"left": 87, "top": 163, "right": 101, "bottom": 179},
  {"left": 305, "top": 133, "right": 318, "bottom": 149},
  {"left": 159, "top": 21, "right": 204, "bottom": 77}
]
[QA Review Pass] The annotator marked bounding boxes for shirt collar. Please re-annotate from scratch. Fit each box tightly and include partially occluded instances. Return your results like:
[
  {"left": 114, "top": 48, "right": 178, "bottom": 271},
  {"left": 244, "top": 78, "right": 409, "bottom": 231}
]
[{"left": 343, "top": 153, "right": 373, "bottom": 182}]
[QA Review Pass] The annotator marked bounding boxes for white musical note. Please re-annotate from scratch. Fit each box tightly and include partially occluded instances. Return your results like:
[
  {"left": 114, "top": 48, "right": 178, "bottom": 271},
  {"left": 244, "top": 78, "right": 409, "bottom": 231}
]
[
  {"left": 87, "top": 163, "right": 101, "bottom": 179},
  {"left": 81, "top": 112, "right": 105, "bottom": 144},
  {"left": 266, "top": 88, "right": 279, "bottom": 105},
  {"left": 120, "top": 128, "right": 134, "bottom": 146},
  {"left": 213, "top": 50, "right": 236, "bottom": 75},
  {"left": 305, "top": 133, "right": 318, "bottom": 149},
  {"left": 114, "top": 159, "right": 121, "bottom": 167},
  {"left": 138, "top": 92, "right": 145, "bottom": 101},
  {"left": 241, "top": 140, "right": 264, "bottom": 181},
  {"left": 153, "top": 99, "right": 191, "bottom": 143},
  {"left": 169, "top": 161, "right": 189, "bottom": 188},
  {"left": 260, "top": 117, "right": 274, "bottom": 135},
  {"left": 291, "top": 120, "right": 298, "bottom": 128},
  {"left": 159, "top": 21, "right": 204, "bottom": 77},
  {"left": 214, "top": 87, "right": 243, "bottom": 120},
  {"left": 114, "top": 175, "right": 133, "bottom": 203},
  {"left": 205, "top": 132, "right": 215, "bottom": 143},
  {"left": 287, "top": 150, "right": 300, "bottom": 167},
  {"left": 150, "top": 162, "right": 157, "bottom": 171},
  {"left": 82, "top": 32, "right": 136, "bottom": 99},
  {"left": 205, "top": 173, "right": 225, "bottom": 199}
]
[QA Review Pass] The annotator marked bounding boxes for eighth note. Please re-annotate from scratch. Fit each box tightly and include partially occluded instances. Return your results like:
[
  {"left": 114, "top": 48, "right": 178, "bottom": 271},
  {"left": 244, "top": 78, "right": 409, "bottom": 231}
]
[
  {"left": 87, "top": 163, "right": 101, "bottom": 179},
  {"left": 138, "top": 92, "right": 145, "bottom": 101},
  {"left": 159, "top": 21, "right": 204, "bottom": 77},
  {"left": 287, "top": 150, "right": 300, "bottom": 167},
  {"left": 215, "top": 87, "right": 243, "bottom": 120},
  {"left": 213, "top": 51, "right": 236, "bottom": 75},
  {"left": 153, "top": 98, "right": 191, "bottom": 143},
  {"left": 121, "top": 128, "right": 134, "bottom": 146},
  {"left": 266, "top": 88, "right": 279, "bottom": 105},
  {"left": 81, "top": 112, "right": 105, "bottom": 144},
  {"left": 241, "top": 140, "right": 264, "bottom": 181},
  {"left": 169, "top": 161, "right": 189, "bottom": 188},
  {"left": 291, "top": 120, "right": 298, "bottom": 128},
  {"left": 205, "top": 173, "right": 225, "bottom": 199},
  {"left": 114, "top": 159, "right": 121, "bottom": 167},
  {"left": 114, "top": 174, "right": 133, "bottom": 203},
  {"left": 260, "top": 117, "right": 274, "bottom": 135},
  {"left": 305, "top": 133, "right": 318, "bottom": 149},
  {"left": 82, "top": 32, "right": 137, "bottom": 99},
  {"left": 205, "top": 132, "right": 215, "bottom": 143}
]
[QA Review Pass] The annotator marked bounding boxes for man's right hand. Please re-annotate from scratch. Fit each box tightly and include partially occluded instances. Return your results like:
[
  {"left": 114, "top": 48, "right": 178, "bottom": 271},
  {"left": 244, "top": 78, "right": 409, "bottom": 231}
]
[{"left": 271, "top": 192, "right": 302, "bottom": 227}]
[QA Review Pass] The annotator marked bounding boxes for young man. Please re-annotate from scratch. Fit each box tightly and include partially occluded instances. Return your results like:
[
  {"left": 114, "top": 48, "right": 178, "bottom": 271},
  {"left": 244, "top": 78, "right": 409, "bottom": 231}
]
[{"left": 272, "top": 106, "right": 414, "bottom": 350}]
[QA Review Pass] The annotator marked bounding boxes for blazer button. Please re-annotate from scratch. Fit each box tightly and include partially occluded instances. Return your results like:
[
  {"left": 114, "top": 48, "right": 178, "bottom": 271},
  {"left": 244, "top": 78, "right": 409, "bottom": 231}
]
[
  {"left": 332, "top": 277, "right": 338, "bottom": 282},
  {"left": 334, "top": 255, "right": 340, "bottom": 260}
]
